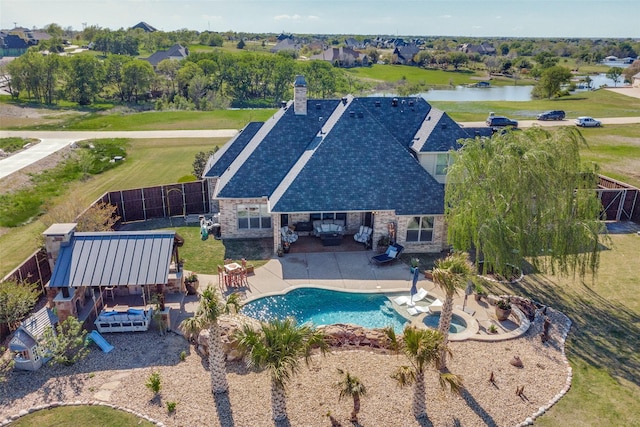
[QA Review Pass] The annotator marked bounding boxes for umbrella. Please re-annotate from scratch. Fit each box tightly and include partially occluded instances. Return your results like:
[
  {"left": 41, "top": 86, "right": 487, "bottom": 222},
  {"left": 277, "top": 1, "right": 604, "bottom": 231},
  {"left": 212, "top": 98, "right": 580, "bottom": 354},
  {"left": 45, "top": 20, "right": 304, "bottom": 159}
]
[
  {"left": 409, "top": 267, "right": 420, "bottom": 305},
  {"left": 462, "top": 279, "right": 474, "bottom": 311}
]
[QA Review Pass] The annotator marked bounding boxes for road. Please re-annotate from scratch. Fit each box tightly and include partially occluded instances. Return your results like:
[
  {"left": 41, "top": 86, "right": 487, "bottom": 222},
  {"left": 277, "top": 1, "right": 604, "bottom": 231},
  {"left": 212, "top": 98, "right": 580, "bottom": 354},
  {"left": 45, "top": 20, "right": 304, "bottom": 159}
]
[
  {"left": 2, "top": 116, "right": 640, "bottom": 180},
  {"left": 0, "top": 129, "right": 238, "bottom": 180}
]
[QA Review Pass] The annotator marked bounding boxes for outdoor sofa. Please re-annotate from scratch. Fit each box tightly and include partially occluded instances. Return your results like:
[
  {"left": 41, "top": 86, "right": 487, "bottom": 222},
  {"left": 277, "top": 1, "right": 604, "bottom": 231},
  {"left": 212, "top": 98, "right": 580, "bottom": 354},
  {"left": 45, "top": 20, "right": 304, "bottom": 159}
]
[{"left": 94, "top": 308, "right": 153, "bottom": 333}]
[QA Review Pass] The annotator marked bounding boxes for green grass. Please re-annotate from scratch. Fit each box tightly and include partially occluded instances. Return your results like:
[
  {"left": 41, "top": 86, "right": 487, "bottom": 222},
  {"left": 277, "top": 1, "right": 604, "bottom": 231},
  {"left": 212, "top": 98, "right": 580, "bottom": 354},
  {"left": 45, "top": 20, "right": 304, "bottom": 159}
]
[
  {"left": 489, "top": 231, "right": 640, "bottom": 426},
  {"left": 432, "top": 89, "right": 640, "bottom": 121},
  {"left": 14, "top": 109, "right": 276, "bottom": 131},
  {"left": 10, "top": 405, "right": 155, "bottom": 427},
  {"left": 0, "top": 137, "right": 37, "bottom": 153},
  {"left": 345, "top": 63, "right": 484, "bottom": 86}
]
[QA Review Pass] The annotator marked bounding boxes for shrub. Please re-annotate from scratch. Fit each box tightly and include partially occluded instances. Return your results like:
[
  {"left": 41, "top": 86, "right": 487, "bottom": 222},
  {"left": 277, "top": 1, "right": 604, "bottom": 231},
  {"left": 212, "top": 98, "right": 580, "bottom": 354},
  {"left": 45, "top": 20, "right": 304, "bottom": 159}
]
[
  {"left": 166, "top": 401, "right": 177, "bottom": 413},
  {"left": 146, "top": 371, "right": 161, "bottom": 395},
  {"left": 42, "top": 316, "right": 89, "bottom": 366},
  {"left": 497, "top": 298, "right": 512, "bottom": 310},
  {"left": 179, "top": 350, "right": 186, "bottom": 362}
]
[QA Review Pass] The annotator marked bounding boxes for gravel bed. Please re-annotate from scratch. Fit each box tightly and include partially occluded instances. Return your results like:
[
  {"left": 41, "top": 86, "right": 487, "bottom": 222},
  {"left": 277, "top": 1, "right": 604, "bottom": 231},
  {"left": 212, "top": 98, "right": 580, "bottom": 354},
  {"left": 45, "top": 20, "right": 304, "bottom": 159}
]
[{"left": 1, "top": 309, "right": 570, "bottom": 426}]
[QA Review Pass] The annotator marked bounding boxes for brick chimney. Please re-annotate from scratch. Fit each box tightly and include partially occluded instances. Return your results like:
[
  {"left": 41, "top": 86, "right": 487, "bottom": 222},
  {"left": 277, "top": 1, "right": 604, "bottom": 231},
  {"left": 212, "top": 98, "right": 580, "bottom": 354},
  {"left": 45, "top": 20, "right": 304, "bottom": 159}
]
[
  {"left": 294, "top": 75, "right": 307, "bottom": 115},
  {"left": 42, "top": 223, "right": 77, "bottom": 271}
]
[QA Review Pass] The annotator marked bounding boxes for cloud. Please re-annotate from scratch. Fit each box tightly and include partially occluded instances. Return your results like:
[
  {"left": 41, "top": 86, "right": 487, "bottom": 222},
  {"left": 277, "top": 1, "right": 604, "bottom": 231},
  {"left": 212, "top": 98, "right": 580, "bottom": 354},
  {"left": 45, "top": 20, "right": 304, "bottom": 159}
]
[{"left": 274, "top": 14, "right": 302, "bottom": 21}]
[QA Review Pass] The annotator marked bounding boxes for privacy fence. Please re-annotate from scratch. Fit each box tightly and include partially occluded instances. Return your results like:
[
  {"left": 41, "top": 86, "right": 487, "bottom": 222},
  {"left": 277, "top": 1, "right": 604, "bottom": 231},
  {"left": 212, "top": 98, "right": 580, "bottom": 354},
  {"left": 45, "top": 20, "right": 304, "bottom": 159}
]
[{"left": 598, "top": 175, "right": 640, "bottom": 222}]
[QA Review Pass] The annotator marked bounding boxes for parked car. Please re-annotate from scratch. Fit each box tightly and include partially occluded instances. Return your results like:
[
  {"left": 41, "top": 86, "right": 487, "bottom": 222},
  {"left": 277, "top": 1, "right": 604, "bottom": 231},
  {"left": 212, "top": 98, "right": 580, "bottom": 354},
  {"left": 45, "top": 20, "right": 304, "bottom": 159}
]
[
  {"left": 537, "top": 110, "right": 566, "bottom": 121},
  {"left": 486, "top": 115, "right": 518, "bottom": 129},
  {"left": 575, "top": 117, "right": 602, "bottom": 127}
]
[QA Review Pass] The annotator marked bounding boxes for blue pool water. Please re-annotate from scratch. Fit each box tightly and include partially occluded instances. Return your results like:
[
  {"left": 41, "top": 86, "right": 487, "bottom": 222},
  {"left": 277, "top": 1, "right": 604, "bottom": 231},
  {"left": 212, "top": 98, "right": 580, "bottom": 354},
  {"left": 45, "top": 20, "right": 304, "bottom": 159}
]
[
  {"left": 423, "top": 312, "right": 467, "bottom": 334},
  {"left": 241, "top": 288, "right": 409, "bottom": 334}
]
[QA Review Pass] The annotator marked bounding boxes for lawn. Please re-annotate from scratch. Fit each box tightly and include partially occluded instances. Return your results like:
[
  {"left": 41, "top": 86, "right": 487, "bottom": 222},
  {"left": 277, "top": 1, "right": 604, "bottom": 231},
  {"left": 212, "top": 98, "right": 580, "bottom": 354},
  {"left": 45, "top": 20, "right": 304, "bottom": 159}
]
[
  {"left": 345, "top": 63, "right": 484, "bottom": 86},
  {"left": 11, "top": 405, "right": 155, "bottom": 427},
  {"left": 432, "top": 89, "right": 640, "bottom": 121}
]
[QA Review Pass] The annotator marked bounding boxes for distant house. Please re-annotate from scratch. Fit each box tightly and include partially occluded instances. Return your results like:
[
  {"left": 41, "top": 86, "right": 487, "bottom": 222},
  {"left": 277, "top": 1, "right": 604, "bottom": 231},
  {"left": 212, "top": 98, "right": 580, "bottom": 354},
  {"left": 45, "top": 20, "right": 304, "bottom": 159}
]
[
  {"left": 144, "top": 44, "right": 188, "bottom": 67},
  {"left": 310, "top": 46, "right": 369, "bottom": 67},
  {"left": 604, "top": 55, "right": 618, "bottom": 62},
  {"left": 344, "top": 37, "right": 367, "bottom": 50},
  {"left": 202, "top": 76, "right": 491, "bottom": 255},
  {"left": 0, "top": 32, "right": 29, "bottom": 57},
  {"left": 393, "top": 44, "right": 420, "bottom": 65},
  {"left": 270, "top": 38, "right": 300, "bottom": 54},
  {"left": 24, "top": 30, "right": 51, "bottom": 45},
  {"left": 131, "top": 21, "right": 157, "bottom": 32},
  {"left": 9, "top": 307, "right": 58, "bottom": 371},
  {"left": 633, "top": 72, "right": 640, "bottom": 88},
  {"left": 459, "top": 42, "right": 496, "bottom": 56}
]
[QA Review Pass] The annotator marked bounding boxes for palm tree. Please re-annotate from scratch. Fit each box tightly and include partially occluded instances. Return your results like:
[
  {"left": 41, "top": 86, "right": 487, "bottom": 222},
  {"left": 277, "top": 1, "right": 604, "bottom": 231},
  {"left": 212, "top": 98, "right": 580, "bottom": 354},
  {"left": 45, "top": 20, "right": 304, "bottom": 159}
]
[
  {"left": 235, "top": 317, "right": 328, "bottom": 422},
  {"left": 432, "top": 251, "right": 473, "bottom": 370},
  {"left": 388, "top": 326, "right": 463, "bottom": 419},
  {"left": 179, "top": 287, "right": 239, "bottom": 394},
  {"left": 336, "top": 368, "right": 367, "bottom": 423}
]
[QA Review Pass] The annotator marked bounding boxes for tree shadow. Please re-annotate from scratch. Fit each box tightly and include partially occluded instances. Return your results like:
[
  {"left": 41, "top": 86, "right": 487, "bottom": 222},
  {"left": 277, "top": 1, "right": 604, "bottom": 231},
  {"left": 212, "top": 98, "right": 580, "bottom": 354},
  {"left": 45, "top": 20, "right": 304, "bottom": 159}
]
[
  {"left": 499, "top": 274, "right": 640, "bottom": 386},
  {"left": 213, "top": 391, "right": 235, "bottom": 427},
  {"left": 459, "top": 388, "right": 499, "bottom": 427},
  {"left": 415, "top": 413, "right": 435, "bottom": 427},
  {"left": 274, "top": 417, "right": 292, "bottom": 427}
]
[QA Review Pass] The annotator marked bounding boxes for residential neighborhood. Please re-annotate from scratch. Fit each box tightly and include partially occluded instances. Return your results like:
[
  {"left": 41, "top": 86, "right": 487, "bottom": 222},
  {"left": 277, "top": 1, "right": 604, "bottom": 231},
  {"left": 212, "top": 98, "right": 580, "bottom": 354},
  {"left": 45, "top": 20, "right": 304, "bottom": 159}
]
[{"left": 0, "top": 13, "right": 639, "bottom": 427}]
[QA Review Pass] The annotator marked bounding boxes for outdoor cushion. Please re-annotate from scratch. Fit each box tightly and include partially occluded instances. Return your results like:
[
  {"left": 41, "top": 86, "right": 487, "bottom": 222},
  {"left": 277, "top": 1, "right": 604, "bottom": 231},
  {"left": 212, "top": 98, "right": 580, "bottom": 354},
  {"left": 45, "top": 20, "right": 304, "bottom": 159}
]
[
  {"left": 407, "top": 305, "right": 430, "bottom": 316},
  {"left": 127, "top": 308, "right": 144, "bottom": 315},
  {"left": 393, "top": 295, "right": 412, "bottom": 305},
  {"left": 387, "top": 247, "right": 398, "bottom": 258}
]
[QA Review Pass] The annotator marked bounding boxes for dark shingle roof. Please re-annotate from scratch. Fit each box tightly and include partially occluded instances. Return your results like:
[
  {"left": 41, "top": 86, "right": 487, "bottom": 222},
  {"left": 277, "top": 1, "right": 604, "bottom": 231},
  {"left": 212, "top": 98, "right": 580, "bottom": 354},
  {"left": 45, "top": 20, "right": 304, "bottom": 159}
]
[
  {"left": 217, "top": 100, "right": 340, "bottom": 198},
  {"left": 49, "top": 231, "right": 175, "bottom": 288},
  {"left": 204, "top": 122, "right": 263, "bottom": 178},
  {"left": 270, "top": 99, "right": 445, "bottom": 215}
]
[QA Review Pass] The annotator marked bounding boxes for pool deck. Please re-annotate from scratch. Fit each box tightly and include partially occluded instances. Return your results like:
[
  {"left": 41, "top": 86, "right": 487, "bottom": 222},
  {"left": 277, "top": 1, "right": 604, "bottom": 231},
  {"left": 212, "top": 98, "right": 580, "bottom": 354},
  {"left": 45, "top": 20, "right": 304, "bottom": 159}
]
[{"left": 171, "top": 251, "right": 528, "bottom": 341}]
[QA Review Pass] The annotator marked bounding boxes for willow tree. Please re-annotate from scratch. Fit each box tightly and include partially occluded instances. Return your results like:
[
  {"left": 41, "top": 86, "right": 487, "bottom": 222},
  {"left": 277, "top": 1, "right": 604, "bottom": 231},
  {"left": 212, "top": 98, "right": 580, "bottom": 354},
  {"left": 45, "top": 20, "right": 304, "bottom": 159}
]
[{"left": 445, "top": 126, "right": 605, "bottom": 279}]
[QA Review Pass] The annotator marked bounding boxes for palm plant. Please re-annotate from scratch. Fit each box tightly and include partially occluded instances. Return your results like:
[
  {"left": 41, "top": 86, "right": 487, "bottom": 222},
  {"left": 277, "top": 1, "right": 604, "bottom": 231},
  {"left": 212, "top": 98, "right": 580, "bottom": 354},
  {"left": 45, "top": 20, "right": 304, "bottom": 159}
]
[
  {"left": 388, "top": 326, "right": 463, "bottom": 419},
  {"left": 179, "top": 286, "right": 240, "bottom": 394},
  {"left": 336, "top": 368, "right": 367, "bottom": 423},
  {"left": 432, "top": 251, "right": 473, "bottom": 370},
  {"left": 235, "top": 317, "right": 328, "bottom": 422}
]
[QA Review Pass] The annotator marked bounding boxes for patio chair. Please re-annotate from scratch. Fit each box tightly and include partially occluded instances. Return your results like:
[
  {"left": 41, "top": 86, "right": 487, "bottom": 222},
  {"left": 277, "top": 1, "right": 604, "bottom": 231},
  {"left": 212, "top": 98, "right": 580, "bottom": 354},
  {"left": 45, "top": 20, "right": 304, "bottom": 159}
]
[
  {"left": 280, "top": 226, "right": 299, "bottom": 244},
  {"left": 411, "top": 288, "right": 428, "bottom": 303},
  {"left": 370, "top": 243, "right": 404, "bottom": 265},
  {"left": 353, "top": 226, "right": 372, "bottom": 246},
  {"left": 407, "top": 305, "right": 430, "bottom": 316}
]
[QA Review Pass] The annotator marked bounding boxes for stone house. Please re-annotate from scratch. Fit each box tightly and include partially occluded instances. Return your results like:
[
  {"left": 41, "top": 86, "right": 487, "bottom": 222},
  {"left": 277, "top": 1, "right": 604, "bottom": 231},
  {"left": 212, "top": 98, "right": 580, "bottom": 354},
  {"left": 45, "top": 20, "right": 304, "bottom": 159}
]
[{"left": 203, "top": 76, "right": 491, "bottom": 255}]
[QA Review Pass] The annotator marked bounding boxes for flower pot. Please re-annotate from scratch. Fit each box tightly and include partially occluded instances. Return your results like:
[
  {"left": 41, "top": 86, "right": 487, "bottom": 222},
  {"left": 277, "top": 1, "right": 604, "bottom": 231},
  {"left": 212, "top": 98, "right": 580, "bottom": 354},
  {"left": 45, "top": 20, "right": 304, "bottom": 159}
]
[
  {"left": 185, "top": 279, "right": 199, "bottom": 295},
  {"left": 474, "top": 294, "right": 483, "bottom": 302},
  {"left": 424, "top": 270, "right": 433, "bottom": 280},
  {"left": 495, "top": 306, "right": 512, "bottom": 321}
]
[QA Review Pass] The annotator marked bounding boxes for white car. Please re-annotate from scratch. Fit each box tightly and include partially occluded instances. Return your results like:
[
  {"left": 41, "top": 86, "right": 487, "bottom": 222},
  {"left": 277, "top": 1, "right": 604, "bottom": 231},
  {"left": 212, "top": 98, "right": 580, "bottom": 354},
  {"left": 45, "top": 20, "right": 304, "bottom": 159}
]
[{"left": 575, "top": 117, "right": 602, "bottom": 127}]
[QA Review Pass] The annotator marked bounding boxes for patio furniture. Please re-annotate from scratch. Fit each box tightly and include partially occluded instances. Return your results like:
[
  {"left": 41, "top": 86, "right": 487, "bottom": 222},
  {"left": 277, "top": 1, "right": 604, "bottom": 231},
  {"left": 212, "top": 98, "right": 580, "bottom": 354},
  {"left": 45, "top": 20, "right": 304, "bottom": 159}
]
[
  {"left": 94, "top": 308, "right": 153, "bottom": 333},
  {"left": 371, "top": 243, "right": 404, "bottom": 265},
  {"left": 104, "top": 286, "right": 115, "bottom": 300},
  {"left": 281, "top": 226, "right": 299, "bottom": 244},
  {"left": 320, "top": 232, "right": 343, "bottom": 246},
  {"left": 354, "top": 225, "right": 373, "bottom": 246},
  {"left": 407, "top": 305, "right": 430, "bottom": 316}
]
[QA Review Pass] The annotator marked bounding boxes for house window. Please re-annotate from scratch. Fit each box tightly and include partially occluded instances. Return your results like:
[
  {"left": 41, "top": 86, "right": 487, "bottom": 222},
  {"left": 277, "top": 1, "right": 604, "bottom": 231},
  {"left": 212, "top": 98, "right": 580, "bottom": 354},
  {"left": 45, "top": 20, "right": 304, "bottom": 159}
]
[
  {"left": 237, "top": 204, "right": 271, "bottom": 230},
  {"left": 310, "top": 212, "right": 347, "bottom": 221},
  {"left": 406, "top": 216, "right": 434, "bottom": 242},
  {"left": 436, "top": 154, "right": 450, "bottom": 176}
]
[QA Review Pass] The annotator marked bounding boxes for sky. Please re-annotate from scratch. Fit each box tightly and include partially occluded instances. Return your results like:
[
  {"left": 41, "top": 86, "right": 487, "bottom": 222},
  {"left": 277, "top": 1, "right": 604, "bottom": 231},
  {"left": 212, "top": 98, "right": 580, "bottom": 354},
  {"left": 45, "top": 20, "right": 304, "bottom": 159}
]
[{"left": 2, "top": 0, "right": 638, "bottom": 39}]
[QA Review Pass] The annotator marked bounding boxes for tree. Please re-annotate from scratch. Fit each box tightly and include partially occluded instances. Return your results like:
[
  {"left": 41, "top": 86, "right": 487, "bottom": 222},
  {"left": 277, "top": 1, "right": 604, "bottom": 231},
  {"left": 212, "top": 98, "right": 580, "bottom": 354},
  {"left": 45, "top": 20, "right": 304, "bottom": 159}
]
[
  {"left": 605, "top": 66, "right": 624, "bottom": 87},
  {"left": 445, "top": 127, "right": 605, "bottom": 279},
  {"left": 121, "top": 60, "right": 155, "bottom": 102},
  {"left": 335, "top": 368, "right": 367, "bottom": 423},
  {"left": 237, "top": 39, "right": 245, "bottom": 49},
  {"left": 432, "top": 252, "right": 473, "bottom": 369},
  {"left": 532, "top": 65, "right": 572, "bottom": 99},
  {"left": 42, "top": 316, "right": 89, "bottom": 366},
  {"left": 387, "top": 326, "right": 462, "bottom": 419},
  {"left": 235, "top": 317, "right": 328, "bottom": 422},
  {"left": 42, "top": 196, "right": 120, "bottom": 231},
  {"left": 192, "top": 148, "right": 219, "bottom": 179},
  {"left": 65, "top": 54, "right": 104, "bottom": 105},
  {"left": 179, "top": 287, "right": 231, "bottom": 394},
  {"left": 0, "top": 280, "right": 39, "bottom": 331}
]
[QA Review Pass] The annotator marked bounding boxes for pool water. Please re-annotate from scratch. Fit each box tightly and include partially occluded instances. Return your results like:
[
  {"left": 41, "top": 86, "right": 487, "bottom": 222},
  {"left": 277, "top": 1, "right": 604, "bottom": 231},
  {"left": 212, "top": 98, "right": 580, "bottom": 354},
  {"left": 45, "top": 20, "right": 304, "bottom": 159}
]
[
  {"left": 241, "top": 288, "right": 409, "bottom": 334},
  {"left": 423, "top": 312, "right": 467, "bottom": 334}
]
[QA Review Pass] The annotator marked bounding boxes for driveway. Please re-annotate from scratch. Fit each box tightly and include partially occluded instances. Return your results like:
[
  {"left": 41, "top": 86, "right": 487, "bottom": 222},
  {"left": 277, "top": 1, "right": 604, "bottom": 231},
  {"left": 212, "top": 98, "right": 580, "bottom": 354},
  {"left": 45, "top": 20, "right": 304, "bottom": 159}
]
[{"left": 0, "top": 129, "right": 238, "bottom": 180}]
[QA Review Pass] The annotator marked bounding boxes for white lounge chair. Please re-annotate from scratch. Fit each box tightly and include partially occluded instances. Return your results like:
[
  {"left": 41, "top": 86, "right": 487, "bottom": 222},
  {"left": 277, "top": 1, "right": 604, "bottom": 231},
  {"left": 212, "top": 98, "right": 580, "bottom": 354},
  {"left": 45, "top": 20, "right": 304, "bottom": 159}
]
[
  {"left": 407, "top": 305, "right": 430, "bottom": 316},
  {"left": 411, "top": 288, "right": 428, "bottom": 303},
  {"left": 429, "top": 298, "right": 443, "bottom": 311},
  {"left": 393, "top": 295, "right": 412, "bottom": 305}
]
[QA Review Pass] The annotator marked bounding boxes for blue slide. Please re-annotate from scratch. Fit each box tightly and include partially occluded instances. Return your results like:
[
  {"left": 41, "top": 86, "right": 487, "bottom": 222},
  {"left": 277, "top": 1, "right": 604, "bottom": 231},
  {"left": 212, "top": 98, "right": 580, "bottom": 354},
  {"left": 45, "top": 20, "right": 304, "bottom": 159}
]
[{"left": 88, "top": 330, "right": 114, "bottom": 353}]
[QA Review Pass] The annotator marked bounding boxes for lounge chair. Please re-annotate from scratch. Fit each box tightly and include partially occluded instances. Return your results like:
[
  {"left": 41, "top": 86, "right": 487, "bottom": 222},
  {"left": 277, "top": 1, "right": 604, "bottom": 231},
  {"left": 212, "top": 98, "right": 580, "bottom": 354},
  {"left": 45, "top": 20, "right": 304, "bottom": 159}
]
[
  {"left": 371, "top": 243, "right": 404, "bottom": 265},
  {"left": 407, "top": 305, "right": 430, "bottom": 316},
  {"left": 429, "top": 298, "right": 443, "bottom": 312},
  {"left": 411, "top": 288, "right": 428, "bottom": 303},
  {"left": 393, "top": 295, "right": 412, "bottom": 305}
]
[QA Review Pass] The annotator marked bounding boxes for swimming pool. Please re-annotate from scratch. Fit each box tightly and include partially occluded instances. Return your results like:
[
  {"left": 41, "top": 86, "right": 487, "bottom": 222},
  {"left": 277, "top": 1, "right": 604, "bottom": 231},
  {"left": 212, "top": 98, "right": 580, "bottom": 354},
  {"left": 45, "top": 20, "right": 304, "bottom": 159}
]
[
  {"left": 423, "top": 312, "right": 467, "bottom": 334},
  {"left": 241, "top": 288, "right": 409, "bottom": 334}
]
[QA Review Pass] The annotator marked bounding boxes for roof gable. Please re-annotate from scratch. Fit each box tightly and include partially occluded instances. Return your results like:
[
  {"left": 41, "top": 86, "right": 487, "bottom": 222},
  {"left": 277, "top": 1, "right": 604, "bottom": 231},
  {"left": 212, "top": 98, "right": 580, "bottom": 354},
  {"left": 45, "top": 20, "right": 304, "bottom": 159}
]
[{"left": 204, "top": 122, "right": 263, "bottom": 178}]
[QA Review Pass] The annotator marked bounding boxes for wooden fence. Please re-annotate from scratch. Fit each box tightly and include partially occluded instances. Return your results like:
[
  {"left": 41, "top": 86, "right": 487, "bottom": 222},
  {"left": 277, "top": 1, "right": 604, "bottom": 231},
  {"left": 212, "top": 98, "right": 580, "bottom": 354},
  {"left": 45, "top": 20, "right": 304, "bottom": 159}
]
[
  {"left": 97, "top": 181, "right": 210, "bottom": 223},
  {"left": 598, "top": 175, "right": 640, "bottom": 222}
]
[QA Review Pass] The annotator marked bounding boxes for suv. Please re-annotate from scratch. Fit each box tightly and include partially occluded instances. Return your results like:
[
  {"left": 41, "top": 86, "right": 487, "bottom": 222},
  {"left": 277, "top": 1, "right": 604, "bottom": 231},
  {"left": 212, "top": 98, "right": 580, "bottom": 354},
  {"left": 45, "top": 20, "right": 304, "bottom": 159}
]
[
  {"left": 486, "top": 115, "right": 518, "bottom": 129},
  {"left": 537, "top": 110, "right": 565, "bottom": 121},
  {"left": 575, "top": 117, "right": 602, "bottom": 127}
]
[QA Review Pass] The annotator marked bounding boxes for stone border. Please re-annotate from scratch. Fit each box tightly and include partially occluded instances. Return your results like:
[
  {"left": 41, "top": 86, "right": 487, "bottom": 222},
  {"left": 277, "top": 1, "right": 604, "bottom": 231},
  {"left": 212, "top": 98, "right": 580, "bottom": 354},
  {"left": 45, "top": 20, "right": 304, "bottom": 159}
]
[
  {"left": 0, "top": 401, "right": 165, "bottom": 427},
  {"left": 516, "top": 306, "right": 573, "bottom": 427}
]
